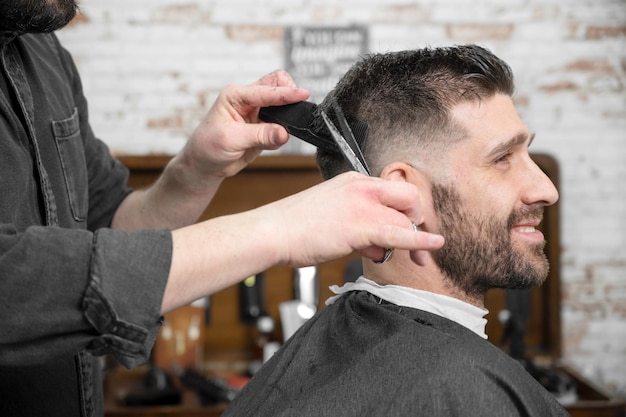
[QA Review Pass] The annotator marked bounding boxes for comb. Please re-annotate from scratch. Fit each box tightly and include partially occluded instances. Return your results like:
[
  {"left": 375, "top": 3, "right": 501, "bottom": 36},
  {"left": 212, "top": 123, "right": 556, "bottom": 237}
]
[{"left": 259, "top": 101, "right": 368, "bottom": 154}]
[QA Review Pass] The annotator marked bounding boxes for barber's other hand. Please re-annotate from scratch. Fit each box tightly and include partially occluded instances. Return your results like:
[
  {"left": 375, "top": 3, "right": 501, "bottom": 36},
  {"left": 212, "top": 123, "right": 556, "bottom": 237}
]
[
  {"left": 258, "top": 172, "right": 445, "bottom": 266},
  {"left": 183, "top": 70, "right": 309, "bottom": 179},
  {"left": 163, "top": 171, "right": 445, "bottom": 312}
]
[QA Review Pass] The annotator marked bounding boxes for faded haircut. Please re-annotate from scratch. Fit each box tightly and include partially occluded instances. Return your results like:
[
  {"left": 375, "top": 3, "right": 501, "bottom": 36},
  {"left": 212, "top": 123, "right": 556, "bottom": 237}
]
[{"left": 314, "top": 44, "right": 515, "bottom": 179}]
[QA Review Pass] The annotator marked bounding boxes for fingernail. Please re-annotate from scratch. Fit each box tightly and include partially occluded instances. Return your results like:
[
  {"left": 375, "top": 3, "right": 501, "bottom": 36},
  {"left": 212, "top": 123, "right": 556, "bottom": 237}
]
[
  {"left": 271, "top": 127, "right": 286, "bottom": 146},
  {"left": 429, "top": 234, "right": 444, "bottom": 245}
]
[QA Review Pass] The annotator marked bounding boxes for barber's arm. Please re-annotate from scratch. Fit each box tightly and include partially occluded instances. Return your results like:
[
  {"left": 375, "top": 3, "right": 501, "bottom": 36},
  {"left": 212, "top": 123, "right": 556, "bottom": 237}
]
[
  {"left": 163, "top": 173, "right": 443, "bottom": 313},
  {"left": 111, "top": 70, "right": 309, "bottom": 231}
]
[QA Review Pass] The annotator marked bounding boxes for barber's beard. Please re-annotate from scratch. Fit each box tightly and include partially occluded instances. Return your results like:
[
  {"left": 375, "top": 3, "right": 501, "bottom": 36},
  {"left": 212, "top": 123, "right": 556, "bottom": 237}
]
[
  {"left": 0, "top": 0, "right": 78, "bottom": 34},
  {"left": 431, "top": 182, "right": 549, "bottom": 300}
]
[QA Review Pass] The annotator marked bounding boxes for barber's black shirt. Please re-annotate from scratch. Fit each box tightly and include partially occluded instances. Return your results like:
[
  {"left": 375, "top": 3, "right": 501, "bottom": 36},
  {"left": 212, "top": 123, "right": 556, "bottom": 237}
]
[{"left": 0, "top": 31, "right": 172, "bottom": 417}]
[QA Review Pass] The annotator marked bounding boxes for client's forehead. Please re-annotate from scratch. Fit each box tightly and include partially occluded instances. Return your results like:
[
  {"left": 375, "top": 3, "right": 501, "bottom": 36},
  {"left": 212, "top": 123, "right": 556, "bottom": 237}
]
[{"left": 448, "top": 94, "right": 529, "bottom": 157}]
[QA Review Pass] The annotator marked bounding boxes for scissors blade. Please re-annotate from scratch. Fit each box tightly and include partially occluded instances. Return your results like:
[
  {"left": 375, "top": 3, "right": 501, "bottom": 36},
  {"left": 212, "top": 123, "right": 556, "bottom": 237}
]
[
  {"left": 330, "top": 100, "right": 370, "bottom": 174},
  {"left": 320, "top": 110, "right": 370, "bottom": 176}
]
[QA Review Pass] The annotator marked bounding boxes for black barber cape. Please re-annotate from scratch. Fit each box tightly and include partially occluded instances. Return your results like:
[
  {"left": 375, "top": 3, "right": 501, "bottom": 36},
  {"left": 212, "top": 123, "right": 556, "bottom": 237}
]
[{"left": 222, "top": 290, "right": 569, "bottom": 417}]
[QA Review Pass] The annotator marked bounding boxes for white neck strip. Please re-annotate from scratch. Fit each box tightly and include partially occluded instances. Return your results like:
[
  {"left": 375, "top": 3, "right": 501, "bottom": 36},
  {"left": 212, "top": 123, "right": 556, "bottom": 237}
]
[{"left": 327, "top": 276, "right": 488, "bottom": 339}]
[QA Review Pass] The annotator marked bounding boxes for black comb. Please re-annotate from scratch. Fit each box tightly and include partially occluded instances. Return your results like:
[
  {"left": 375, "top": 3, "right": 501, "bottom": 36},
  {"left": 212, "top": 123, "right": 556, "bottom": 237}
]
[{"left": 259, "top": 101, "right": 368, "bottom": 154}]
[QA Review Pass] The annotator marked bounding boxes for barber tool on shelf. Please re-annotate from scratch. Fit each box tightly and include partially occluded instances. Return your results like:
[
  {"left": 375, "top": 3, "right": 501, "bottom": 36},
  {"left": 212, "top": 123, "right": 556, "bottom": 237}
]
[
  {"left": 239, "top": 273, "right": 267, "bottom": 325},
  {"left": 248, "top": 314, "right": 280, "bottom": 376},
  {"left": 173, "top": 366, "right": 238, "bottom": 406},
  {"left": 123, "top": 366, "right": 182, "bottom": 407},
  {"left": 279, "top": 266, "right": 319, "bottom": 341},
  {"left": 239, "top": 271, "right": 281, "bottom": 375},
  {"left": 122, "top": 365, "right": 238, "bottom": 407}
]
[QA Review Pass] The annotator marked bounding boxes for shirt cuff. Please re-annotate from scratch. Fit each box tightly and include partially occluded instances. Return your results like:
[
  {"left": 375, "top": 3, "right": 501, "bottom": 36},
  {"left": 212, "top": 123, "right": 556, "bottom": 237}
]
[{"left": 82, "top": 228, "right": 172, "bottom": 368}]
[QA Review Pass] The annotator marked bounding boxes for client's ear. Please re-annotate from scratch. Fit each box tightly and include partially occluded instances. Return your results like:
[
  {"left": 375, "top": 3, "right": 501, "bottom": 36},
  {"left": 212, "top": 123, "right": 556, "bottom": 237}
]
[
  {"left": 380, "top": 162, "right": 430, "bottom": 188},
  {"left": 380, "top": 162, "right": 409, "bottom": 182},
  {"left": 380, "top": 161, "right": 435, "bottom": 224}
]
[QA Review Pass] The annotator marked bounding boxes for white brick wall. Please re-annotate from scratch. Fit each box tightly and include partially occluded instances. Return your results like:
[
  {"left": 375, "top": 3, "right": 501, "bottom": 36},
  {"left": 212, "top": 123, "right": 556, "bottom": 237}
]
[{"left": 58, "top": 0, "right": 626, "bottom": 397}]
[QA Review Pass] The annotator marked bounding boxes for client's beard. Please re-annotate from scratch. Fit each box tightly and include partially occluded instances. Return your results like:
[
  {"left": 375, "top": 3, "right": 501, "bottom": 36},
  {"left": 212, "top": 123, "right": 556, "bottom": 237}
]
[
  {"left": 431, "top": 182, "right": 549, "bottom": 300},
  {"left": 0, "top": 0, "right": 78, "bottom": 34}
]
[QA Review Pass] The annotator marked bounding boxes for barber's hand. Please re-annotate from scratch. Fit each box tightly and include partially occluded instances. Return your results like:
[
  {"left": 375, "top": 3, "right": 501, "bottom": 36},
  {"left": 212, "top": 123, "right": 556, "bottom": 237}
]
[
  {"left": 261, "top": 172, "right": 445, "bottom": 266},
  {"left": 124, "top": 71, "right": 308, "bottom": 232},
  {"left": 164, "top": 171, "right": 445, "bottom": 312},
  {"left": 183, "top": 70, "right": 309, "bottom": 179}
]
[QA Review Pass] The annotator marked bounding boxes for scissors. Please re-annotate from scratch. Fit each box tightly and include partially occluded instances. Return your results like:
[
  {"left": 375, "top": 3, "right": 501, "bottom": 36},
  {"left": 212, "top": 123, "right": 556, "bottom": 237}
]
[
  {"left": 321, "top": 101, "right": 418, "bottom": 264},
  {"left": 320, "top": 100, "right": 371, "bottom": 176}
]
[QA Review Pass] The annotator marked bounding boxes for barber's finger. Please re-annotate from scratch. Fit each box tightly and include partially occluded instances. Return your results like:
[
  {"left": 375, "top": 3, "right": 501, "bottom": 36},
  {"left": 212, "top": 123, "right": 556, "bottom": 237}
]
[
  {"left": 358, "top": 225, "right": 444, "bottom": 262},
  {"left": 358, "top": 246, "right": 390, "bottom": 263},
  {"left": 226, "top": 84, "right": 309, "bottom": 116},
  {"left": 222, "top": 122, "right": 291, "bottom": 152},
  {"left": 387, "top": 226, "right": 444, "bottom": 252},
  {"left": 358, "top": 239, "right": 442, "bottom": 264},
  {"left": 254, "top": 70, "right": 299, "bottom": 88},
  {"left": 373, "top": 181, "right": 424, "bottom": 220},
  {"left": 409, "top": 222, "right": 434, "bottom": 266},
  {"left": 410, "top": 249, "right": 432, "bottom": 266}
]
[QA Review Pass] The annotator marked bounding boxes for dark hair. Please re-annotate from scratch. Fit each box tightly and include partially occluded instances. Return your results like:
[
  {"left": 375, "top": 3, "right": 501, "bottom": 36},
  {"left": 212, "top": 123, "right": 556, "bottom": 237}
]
[{"left": 315, "top": 44, "right": 515, "bottom": 178}]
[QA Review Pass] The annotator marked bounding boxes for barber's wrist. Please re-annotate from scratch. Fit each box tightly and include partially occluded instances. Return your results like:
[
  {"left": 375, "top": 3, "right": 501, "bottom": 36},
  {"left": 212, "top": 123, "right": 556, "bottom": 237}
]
[{"left": 164, "top": 152, "right": 224, "bottom": 199}]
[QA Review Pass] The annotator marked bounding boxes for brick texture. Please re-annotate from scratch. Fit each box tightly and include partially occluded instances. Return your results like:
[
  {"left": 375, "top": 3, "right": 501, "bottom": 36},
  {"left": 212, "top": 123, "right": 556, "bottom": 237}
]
[{"left": 57, "top": 0, "right": 626, "bottom": 398}]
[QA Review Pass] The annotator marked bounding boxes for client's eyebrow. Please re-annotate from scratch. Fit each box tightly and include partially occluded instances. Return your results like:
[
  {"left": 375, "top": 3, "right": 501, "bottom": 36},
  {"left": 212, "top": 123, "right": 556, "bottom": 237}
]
[{"left": 486, "top": 132, "right": 535, "bottom": 159}]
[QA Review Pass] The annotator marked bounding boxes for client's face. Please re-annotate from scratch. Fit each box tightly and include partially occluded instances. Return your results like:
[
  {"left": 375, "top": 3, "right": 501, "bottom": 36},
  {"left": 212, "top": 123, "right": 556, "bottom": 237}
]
[
  {"left": 0, "top": 0, "right": 78, "bottom": 34},
  {"left": 428, "top": 94, "right": 558, "bottom": 300}
]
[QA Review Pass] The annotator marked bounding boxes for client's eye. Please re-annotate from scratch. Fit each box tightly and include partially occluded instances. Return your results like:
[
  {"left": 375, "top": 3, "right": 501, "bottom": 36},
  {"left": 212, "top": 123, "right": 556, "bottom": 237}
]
[{"left": 495, "top": 152, "right": 513, "bottom": 165}]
